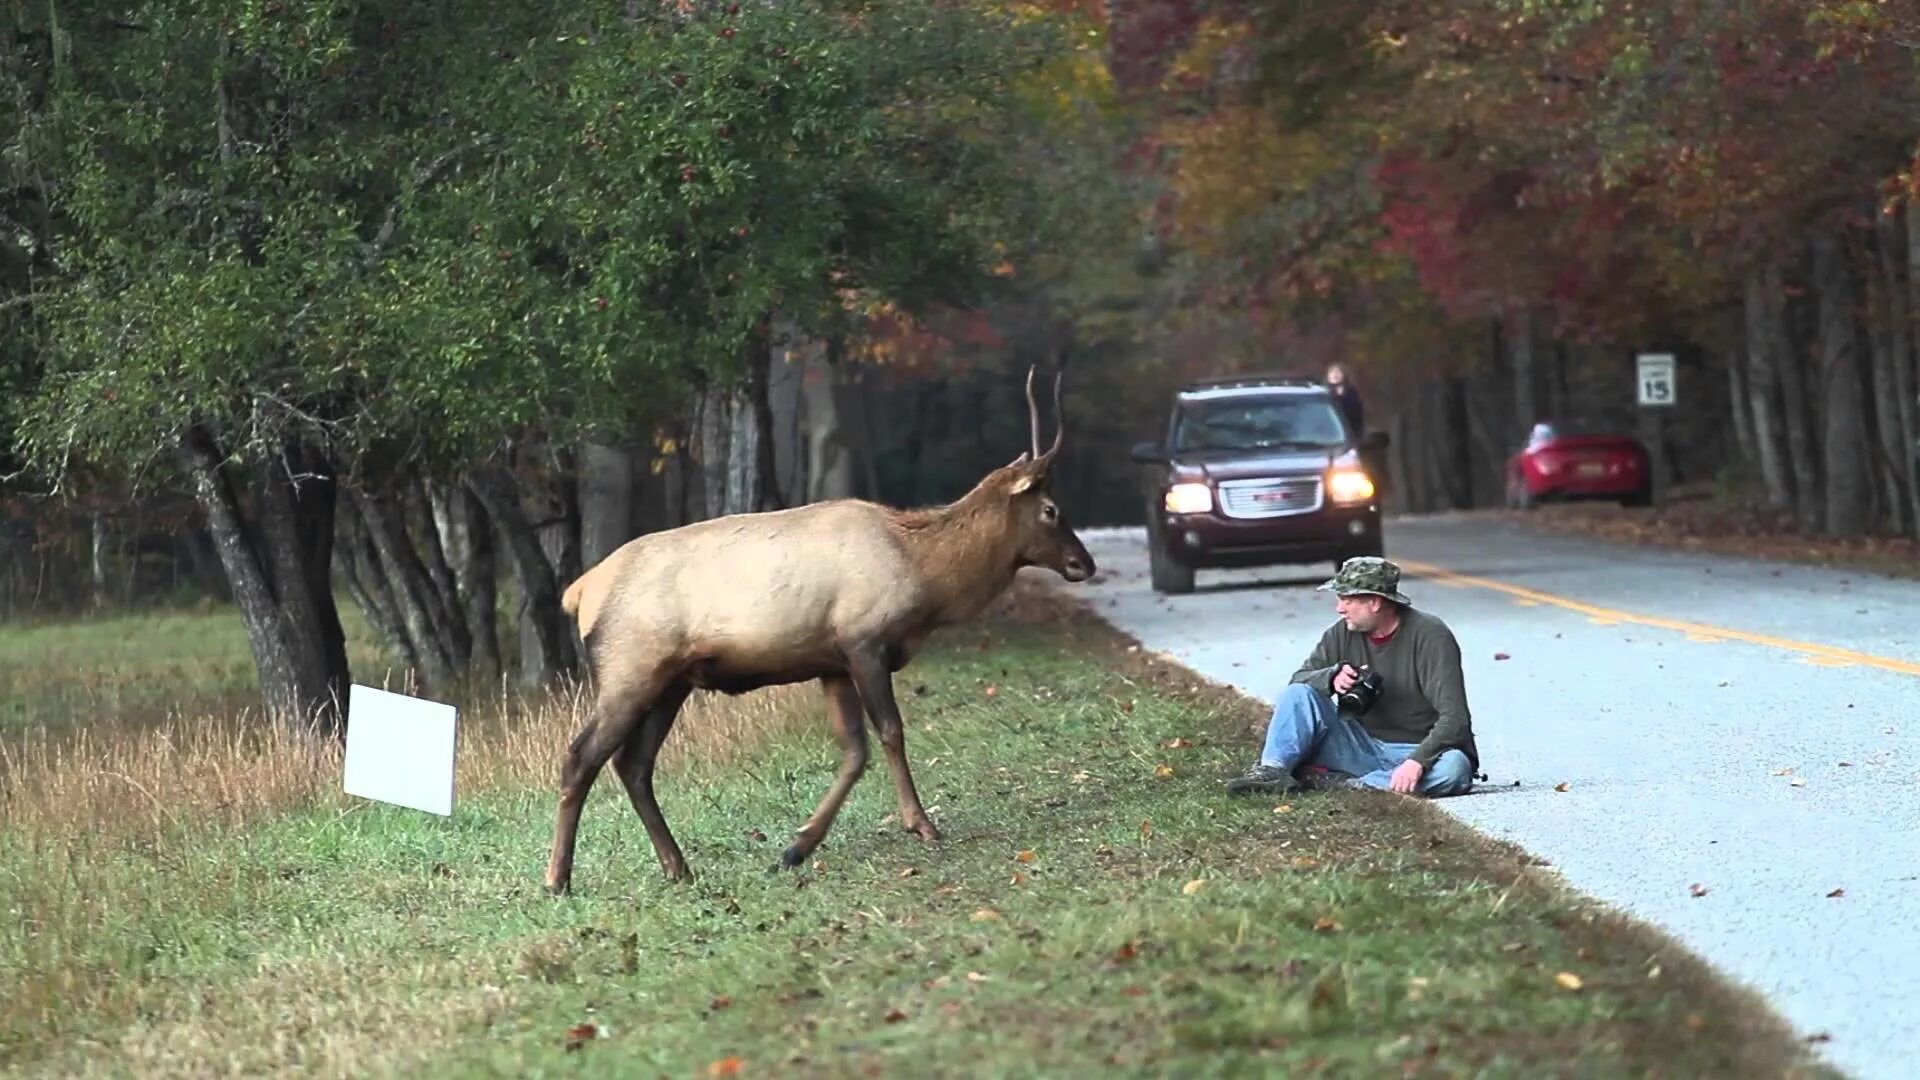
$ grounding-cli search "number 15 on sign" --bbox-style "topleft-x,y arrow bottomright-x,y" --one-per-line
1637,353 -> 1676,407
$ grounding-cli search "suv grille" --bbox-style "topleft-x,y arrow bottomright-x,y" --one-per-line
1218,477 -> 1322,519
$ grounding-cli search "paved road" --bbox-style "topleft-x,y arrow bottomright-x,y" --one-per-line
1063,513 -> 1920,1080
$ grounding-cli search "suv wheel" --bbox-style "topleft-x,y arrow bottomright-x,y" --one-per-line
1147,525 -> 1195,595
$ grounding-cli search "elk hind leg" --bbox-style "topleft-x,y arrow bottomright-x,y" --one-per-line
781,675 -> 869,869
544,664 -> 671,896
609,681 -> 694,882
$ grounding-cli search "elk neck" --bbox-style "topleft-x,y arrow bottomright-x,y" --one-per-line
891,485 -> 1024,624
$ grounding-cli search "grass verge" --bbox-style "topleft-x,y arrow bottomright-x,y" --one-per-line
0,584 -> 1837,1078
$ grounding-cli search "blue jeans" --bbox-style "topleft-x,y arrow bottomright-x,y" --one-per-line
1259,684 -> 1473,797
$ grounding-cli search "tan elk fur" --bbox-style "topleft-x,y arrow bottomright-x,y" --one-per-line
543,368 -> 1095,894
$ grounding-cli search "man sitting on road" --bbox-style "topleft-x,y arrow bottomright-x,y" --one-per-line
1224,556 -> 1479,798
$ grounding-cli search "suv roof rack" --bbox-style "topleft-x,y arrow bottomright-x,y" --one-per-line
1177,372 -> 1324,394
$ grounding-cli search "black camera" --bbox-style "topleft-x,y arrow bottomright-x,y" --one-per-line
1334,667 -> 1384,714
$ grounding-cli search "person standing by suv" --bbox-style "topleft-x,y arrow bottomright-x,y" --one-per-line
1223,556 -> 1479,798
1326,363 -> 1364,435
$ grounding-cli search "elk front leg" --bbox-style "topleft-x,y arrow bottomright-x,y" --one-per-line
781,675 -> 869,869
848,649 -> 939,844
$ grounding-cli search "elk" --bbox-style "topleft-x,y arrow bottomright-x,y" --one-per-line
544,366 -> 1096,894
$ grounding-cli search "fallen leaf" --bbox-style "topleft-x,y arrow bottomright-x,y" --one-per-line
1774,767 -> 1794,776
708,1058 -> 746,1078
1827,888 -> 1846,898
1685,1014 -> 1706,1031
1291,856 -> 1319,870
1014,850 -> 1037,864
746,828 -> 767,842
1119,700 -> 1135,713
710,996 -> 732,1011
884,1008 -> 908,1024
1182,878 -> 1207,895
897,867 -> 918,879
1008,872 -> 1027,886
965,971 -> 991,983
1805,1031 -> 1833,1044
1110,940 -> 1140,964
1501,942 -> 1528,953
1154,764 -> 1175,779
984,684 -> 998,698
1494,651 -> 1511,660
970,908 -> 1002,923
1838,761 -> 1853,767
1555,972 -> 1584,992
1162,737 -> 1194,749
1139,820 -> 1153,839
1689,883 -> 1709,898
1273,804 -> 1293,814
1790,777 -> 1807,787
1554,782 -> 1571,793
564,1022 -> 601,1051
1313,916 -> 1343,933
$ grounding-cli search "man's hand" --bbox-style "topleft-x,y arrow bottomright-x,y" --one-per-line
1332,664 -> 1361,694
1388,758 -> 1424,794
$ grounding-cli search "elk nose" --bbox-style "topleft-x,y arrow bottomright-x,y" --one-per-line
1063,555 -> 1092,581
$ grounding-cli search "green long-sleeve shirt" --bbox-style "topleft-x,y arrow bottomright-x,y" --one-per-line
1289,607 -> 1480,772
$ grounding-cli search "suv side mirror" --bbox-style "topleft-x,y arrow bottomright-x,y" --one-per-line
1361,430 -> 1390,451
1130,441 -> 1166,465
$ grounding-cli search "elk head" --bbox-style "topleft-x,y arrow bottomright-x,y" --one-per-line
995,367 -> 1095,583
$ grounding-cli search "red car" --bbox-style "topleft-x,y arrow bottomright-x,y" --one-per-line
1505,423 -> 1651,508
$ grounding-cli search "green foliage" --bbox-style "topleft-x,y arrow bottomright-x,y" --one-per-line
6,1 -> 1066,482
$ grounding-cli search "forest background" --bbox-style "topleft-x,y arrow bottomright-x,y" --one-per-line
4,0 -> 1918,730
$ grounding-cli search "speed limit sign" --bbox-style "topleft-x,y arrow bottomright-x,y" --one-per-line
1636,353 -> 1676,407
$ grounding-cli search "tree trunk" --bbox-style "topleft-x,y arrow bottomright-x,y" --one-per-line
412,477 -> 472,668
179,427 -> 349,737
1509,307 -> 1537,440
578,440 -> 636,569
470,463 -> 578,687
696,381 -> 731,520
803,333 -> 856,502
1813,228 -> 1873,536
1742,265 -> 1795,511
1867,222 -> 1910,532
89,512 -> 110,610
350,486 -> 465,695
1767,257 -> 1821,530
1726,345 -> 1757,481
429,480 -> 501,687
336,516 -> 424,680
1902,203 -> 1920,537
745,326 -> 781,512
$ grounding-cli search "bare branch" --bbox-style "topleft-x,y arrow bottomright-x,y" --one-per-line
362,136 -> 501,270
0,292 -> 54,315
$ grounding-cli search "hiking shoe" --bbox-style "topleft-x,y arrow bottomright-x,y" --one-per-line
1224,763 -> 1300,796
1294,766 -> 1365,792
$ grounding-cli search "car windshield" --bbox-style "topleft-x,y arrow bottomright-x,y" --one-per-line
1172,394 -> 1349,452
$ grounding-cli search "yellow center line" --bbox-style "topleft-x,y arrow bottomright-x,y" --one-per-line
1394,558 -> 1920,678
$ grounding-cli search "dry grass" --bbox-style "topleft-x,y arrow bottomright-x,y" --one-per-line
0,676 -> 826,847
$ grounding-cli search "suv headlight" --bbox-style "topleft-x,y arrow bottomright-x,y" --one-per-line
1326,452 -> 1376,504
1163,482 -> 1212,514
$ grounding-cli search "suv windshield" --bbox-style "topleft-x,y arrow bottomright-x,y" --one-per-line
1172,394 -> 1349,452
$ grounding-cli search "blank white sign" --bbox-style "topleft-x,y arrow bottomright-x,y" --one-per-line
342,684 -> 458,816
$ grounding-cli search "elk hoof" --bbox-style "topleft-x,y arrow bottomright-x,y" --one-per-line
779,843 -> 811,869
906,819 -> 941,844
545,878 -> 573,898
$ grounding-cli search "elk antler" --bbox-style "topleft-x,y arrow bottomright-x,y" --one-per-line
1024,365 -> 1066,463
1025,365 -> 1042,460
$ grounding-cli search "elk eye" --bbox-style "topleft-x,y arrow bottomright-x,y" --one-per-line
1041,501 -> 1058,522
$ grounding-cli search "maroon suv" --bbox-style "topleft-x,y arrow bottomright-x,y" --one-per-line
1130,374 -> 1389,594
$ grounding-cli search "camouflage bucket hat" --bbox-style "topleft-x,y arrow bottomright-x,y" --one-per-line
1318,556 -> 1413,606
